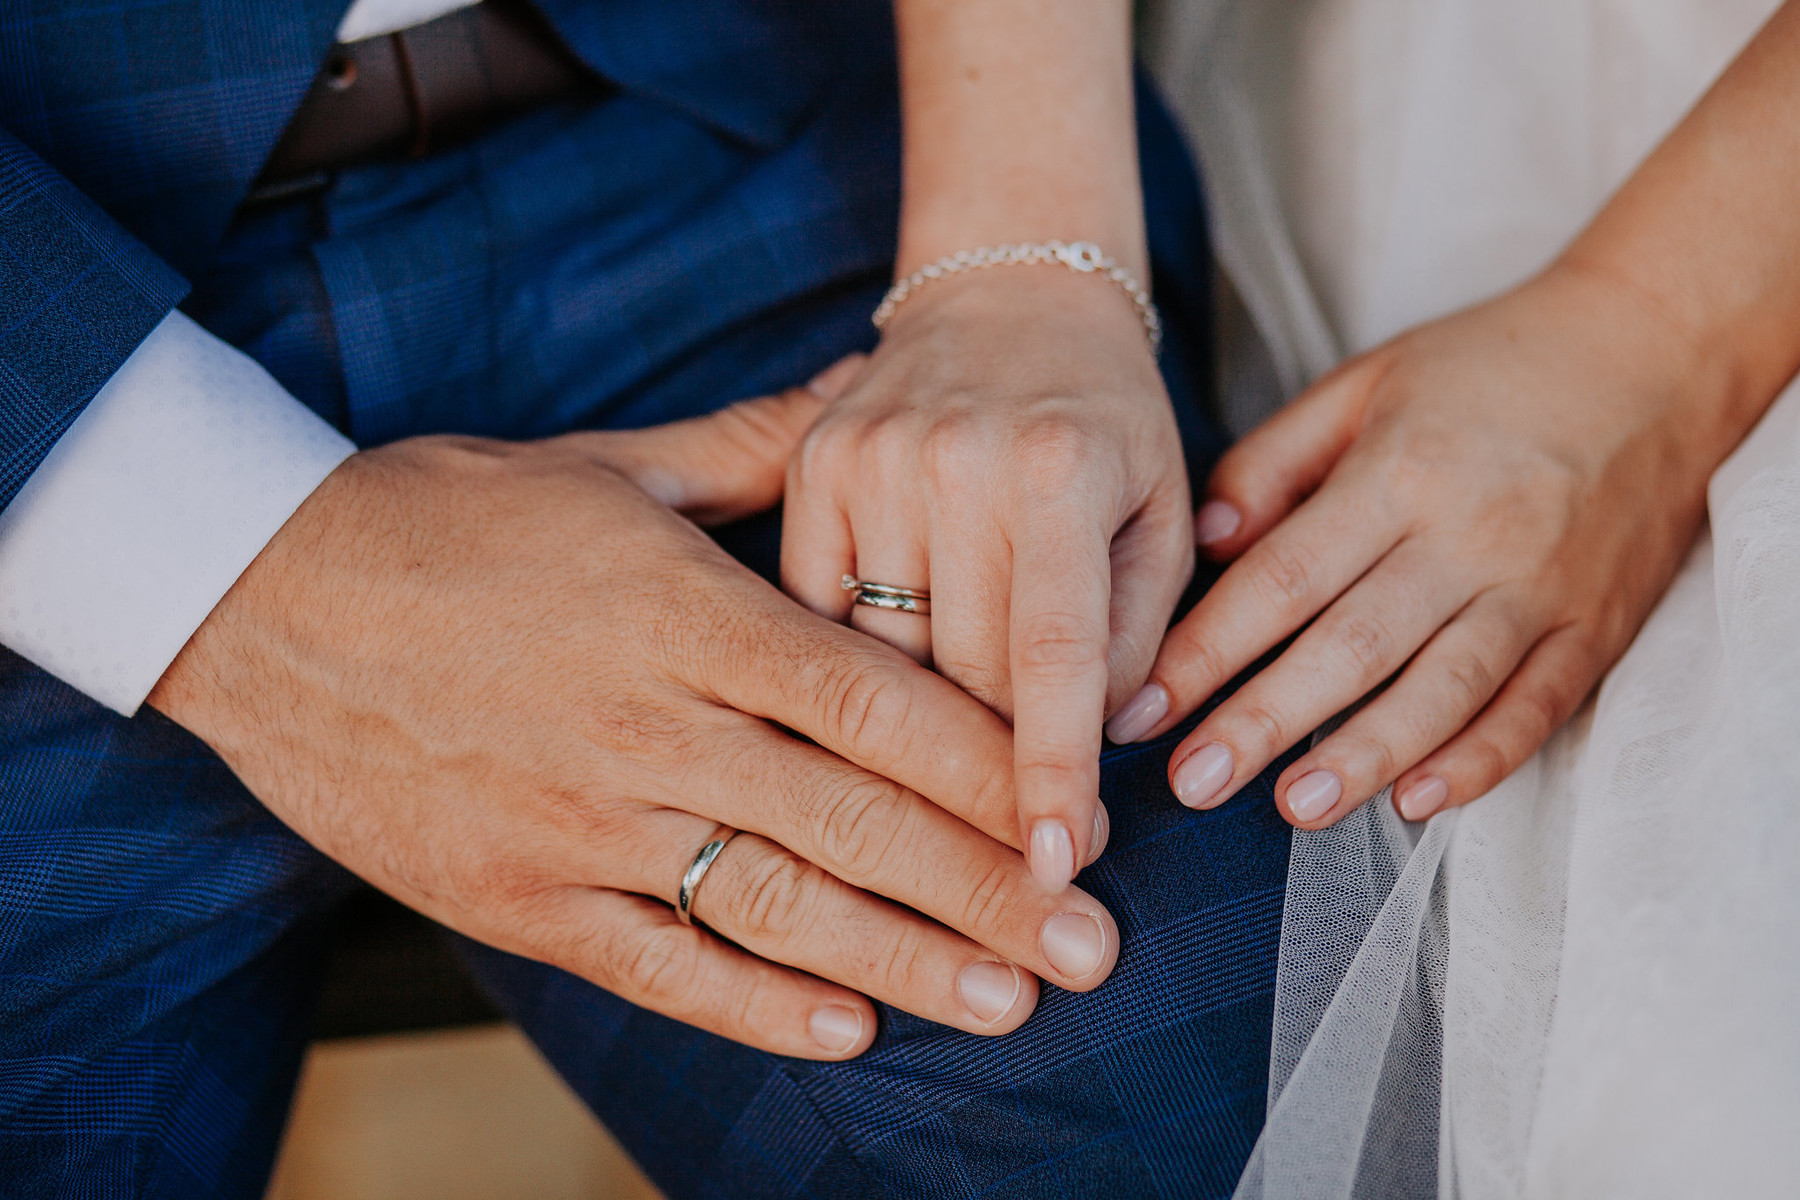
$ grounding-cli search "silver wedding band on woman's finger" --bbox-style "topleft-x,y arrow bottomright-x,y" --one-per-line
841,575 -> 931,615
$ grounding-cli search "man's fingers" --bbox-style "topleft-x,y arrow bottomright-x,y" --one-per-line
1391,625 -> 1601,821
1009,502 -> 1113,892
661,725 -> 1119,994
1195,355 -> 1380,560
1268,592 -> 1540,827
588,354 -> 866,526
702,603 -> 1021,846
678,832 -> 1041,1035
546,886 -> 877,1060
1132,472 -> 1402,743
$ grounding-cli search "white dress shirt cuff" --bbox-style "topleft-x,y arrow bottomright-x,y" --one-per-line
0,311 -> 356,716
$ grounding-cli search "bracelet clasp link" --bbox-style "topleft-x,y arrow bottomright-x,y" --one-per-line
1056,241 -> 1105,273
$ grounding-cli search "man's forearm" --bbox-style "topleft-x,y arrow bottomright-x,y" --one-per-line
893,0 -> 1145,277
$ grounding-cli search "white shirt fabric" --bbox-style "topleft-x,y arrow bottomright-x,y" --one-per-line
0,0 -> 480,716
336,0 -> 480,42
0,313 -> 355,714
1149,0 -> 1800,1195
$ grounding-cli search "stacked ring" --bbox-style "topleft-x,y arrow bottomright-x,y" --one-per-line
841,575 -> 931,615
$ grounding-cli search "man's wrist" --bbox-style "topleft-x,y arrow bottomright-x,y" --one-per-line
0,312 -> 355,715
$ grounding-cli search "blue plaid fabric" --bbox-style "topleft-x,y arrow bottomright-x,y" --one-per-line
463,707 -> 1293,1200
0,131 -> 187,511
0,2 -> 1278,1195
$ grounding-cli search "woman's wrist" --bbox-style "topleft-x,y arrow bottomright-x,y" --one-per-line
876,254 -> 1162,375
895,218 -> 1148,283
1528,256 -> 1768,471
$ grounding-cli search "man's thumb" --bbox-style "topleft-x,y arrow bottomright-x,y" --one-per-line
602,354 -> 865,525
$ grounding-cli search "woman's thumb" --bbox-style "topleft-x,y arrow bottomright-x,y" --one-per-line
603,354 -> 866,525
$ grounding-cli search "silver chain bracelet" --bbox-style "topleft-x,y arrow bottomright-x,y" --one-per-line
871,240 -> 1162,355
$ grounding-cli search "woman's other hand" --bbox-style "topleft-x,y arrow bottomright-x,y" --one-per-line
1111,263 -> 1747,827
781,264 -> 1192,891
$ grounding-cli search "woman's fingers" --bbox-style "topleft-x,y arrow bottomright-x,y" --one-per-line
1163,540 -> 1469,810
1195,356 -> 1380,560
544,886 -> 878,1061
1009,499 -> 1114,891
1391,624 -> 1601,820
703,603 -> 1021,845
1267,591 -> 1542,826
846,516 -> 934,665
1124,471 -> 1402,744
927,520 -> 1015,716
1103,492 -> 1196,714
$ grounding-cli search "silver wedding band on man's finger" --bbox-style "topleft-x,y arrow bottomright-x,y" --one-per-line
676,826 -> 740,926
842,575 -> 931,616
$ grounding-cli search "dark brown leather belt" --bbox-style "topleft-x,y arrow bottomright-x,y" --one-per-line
250,0 -> 612,203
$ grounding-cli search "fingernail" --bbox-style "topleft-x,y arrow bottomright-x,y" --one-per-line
809,1005 -> 865,1054
1172,743 -> 1234,808
1040,913 -> 1107,982
1105,683 -> 1169,744
958,961 -> 1022,1025
1397,775 -> 1449,822
806,354 -> 866,400
1196,500 -> 1242,545
632,466 -> 687,509
1287,770 -> 1343,822
1029,820 -> 1076,892
1088,802 -> 1110,865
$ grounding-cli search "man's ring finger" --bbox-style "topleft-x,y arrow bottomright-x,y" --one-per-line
676,827 -> 740,926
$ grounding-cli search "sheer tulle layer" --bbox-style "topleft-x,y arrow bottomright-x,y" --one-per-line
1146,0 -> 1800,1193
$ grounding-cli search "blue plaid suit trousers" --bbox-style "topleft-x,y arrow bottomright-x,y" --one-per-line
0,2 -> 1291,1195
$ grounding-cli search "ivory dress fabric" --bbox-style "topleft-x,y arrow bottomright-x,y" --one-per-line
1146,1 -> 1800,1194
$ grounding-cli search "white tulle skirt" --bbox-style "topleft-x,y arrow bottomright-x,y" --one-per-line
1145,1 -> 1800,1194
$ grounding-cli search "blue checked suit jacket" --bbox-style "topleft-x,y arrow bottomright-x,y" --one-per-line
0,7 -> 1275,1195
0,0 -> 857,511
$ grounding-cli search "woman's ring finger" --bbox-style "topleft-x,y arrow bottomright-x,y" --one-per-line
842,575 -> 931,615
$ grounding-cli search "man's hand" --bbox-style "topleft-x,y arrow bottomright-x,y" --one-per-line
148,367 -> 1118,1060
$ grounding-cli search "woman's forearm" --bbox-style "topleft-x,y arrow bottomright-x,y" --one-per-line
893,0 -> 1146,278
1557,0 -> 1800,449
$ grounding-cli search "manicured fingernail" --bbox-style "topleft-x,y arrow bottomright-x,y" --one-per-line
1088,802 -> 1110,865
958,961 -> 1022,1025
809,1005 -> 865,1054
1029,819 -> 1076,892
1287,770 -> 1343,822
1172,743 -> 1234,808
633,466 -> 687,509
1105,683 -> 1169,744
806,353 -> 866,400
1040,913 -> 1107,982
1196,500 -> 1242,545
1397,775 -> 1449,822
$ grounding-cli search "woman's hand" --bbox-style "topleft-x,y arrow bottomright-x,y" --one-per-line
1108,263 -> 1747,827
781,265 -> 1193,890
